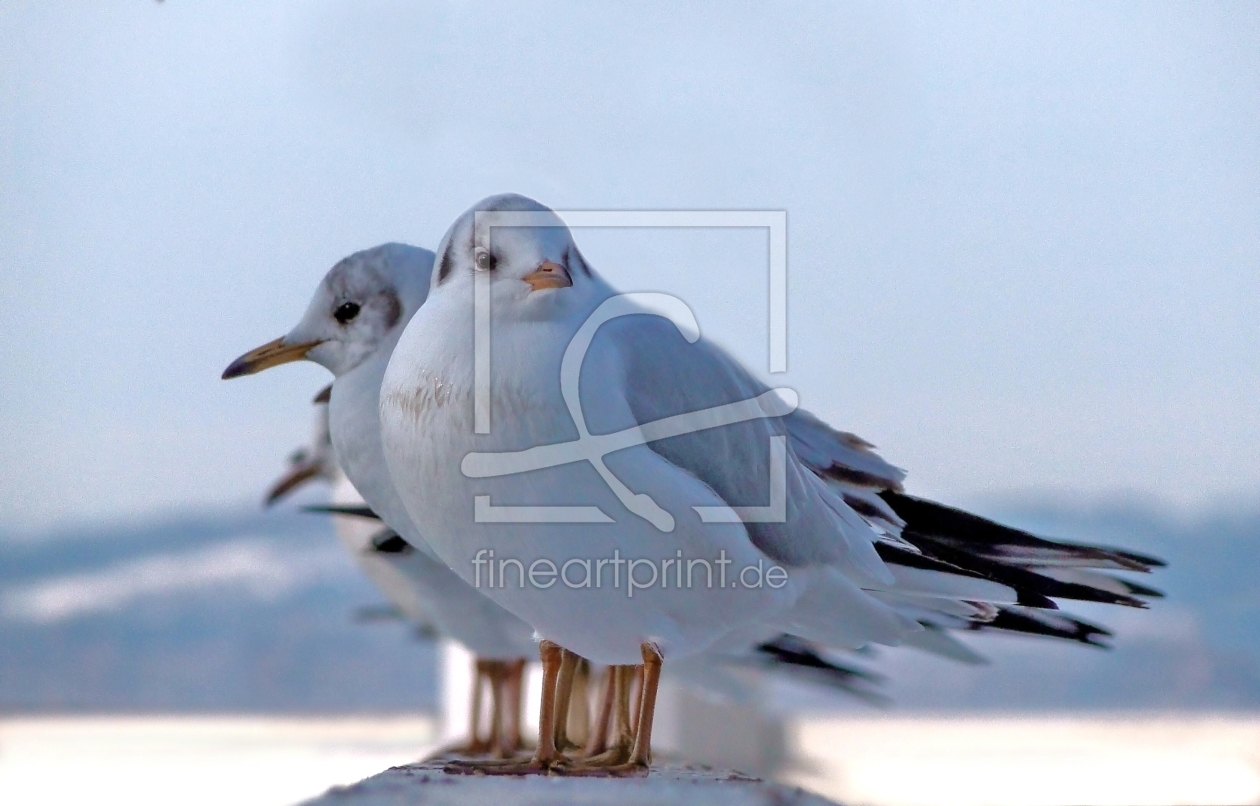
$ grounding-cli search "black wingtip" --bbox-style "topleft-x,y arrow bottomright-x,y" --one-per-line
302,504 -> 382,520
1123,580 -> 1165,598
754,635 -> 887,705
880,491 -> 1165,573
369,531 -> 415,555
977,607 -> 1115,648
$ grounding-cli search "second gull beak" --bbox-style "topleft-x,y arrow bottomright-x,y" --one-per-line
222,337 -> 322,379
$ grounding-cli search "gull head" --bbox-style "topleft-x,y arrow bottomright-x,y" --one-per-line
264,403 -> 334,506
222,243 -> 434,380
430,193 -> 599,321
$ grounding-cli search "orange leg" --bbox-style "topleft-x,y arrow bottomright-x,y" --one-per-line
501,658 -> 527,755
571,664 -> 636,769
567,658 -> 591,750
561,645 -> 660,777
485,661 -> 506,758
445,641 -> 567,775
583,665 -> 615,758
551,648 -> 580,753
629,665 -> 644,736
627,643 -> 663,769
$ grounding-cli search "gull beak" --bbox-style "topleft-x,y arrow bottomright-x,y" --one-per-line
264,462 -> 323,506
222,337 -> 322,379
521,260 -> 572,291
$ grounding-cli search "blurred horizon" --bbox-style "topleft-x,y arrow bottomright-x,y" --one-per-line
3,493 -> 1257,715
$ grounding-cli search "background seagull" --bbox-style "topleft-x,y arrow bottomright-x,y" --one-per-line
266,393 -> 536,755
224,244 -> 538,758
263,392 -> 446,639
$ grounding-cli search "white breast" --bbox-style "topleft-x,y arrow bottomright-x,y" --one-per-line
380,306 -> 800,665
329,342 -> 536,660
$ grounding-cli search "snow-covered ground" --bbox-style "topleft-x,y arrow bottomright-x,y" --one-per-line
2,714 -> 1257,806
784,714 -> 1260,806
0,716 -> 439,806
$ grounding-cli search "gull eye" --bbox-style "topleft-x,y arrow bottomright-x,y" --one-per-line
334,301 -> 361,324
474,249 -> 497,271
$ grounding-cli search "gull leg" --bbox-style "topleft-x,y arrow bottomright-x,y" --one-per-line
485,661 -> 506,758
568,658 -> 591,750
503,658 -> 527,755
629,664 -> 644,736
626,643 -> 663,769
561,646 -> 660,777
567,664 -> 635,770
431,657 -> 489,758
583,665 -> 615,758
445,641 -> 566,775
467,659 -> 488,753
551,649 -> 580,753
603,666 -> 636,763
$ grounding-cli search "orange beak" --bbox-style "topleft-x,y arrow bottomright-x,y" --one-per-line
521,260 -> 572,291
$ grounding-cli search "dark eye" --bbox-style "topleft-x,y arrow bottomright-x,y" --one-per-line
474,249 -> 497,271
334,301 -> 361,324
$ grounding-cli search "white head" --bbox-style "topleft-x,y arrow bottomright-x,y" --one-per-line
428,193 -> 601,324
223,243 -> 435,380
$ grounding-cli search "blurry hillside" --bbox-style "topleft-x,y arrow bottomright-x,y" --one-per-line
0,510 -> 436,713
1,500 -> 1256,714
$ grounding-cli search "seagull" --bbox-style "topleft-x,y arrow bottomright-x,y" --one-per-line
266,389 -> 447,634
266,394 -> 533,753
377,194 -> 1162,775
224,244 -> 539,758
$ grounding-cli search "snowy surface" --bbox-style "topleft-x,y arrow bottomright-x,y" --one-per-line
4,714 -> 1260,806
0,716 -> 439,806
302,760 -> 834,806
784,714 -> 1260,806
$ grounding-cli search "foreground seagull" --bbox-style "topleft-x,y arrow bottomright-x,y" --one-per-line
377,194 -> 1162,774
224,244 -> 538,757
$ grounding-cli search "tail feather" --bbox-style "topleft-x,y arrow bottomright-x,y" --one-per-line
1033,567 -> 1165,599
972,606 -> 1113,647
753,635 -> 888,704
906,531 -> 1150,608
880,492 -> 1165,572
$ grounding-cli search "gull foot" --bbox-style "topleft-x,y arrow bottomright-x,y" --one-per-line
442,755 -> 568,776
577,744 -> 632,767
426,739 -> 491,761
549,760 -> 650,778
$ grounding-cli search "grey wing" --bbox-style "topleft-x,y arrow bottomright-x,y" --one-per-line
585,313 -> 891,584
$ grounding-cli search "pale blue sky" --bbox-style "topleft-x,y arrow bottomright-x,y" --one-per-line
2,2 -> 1257,532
